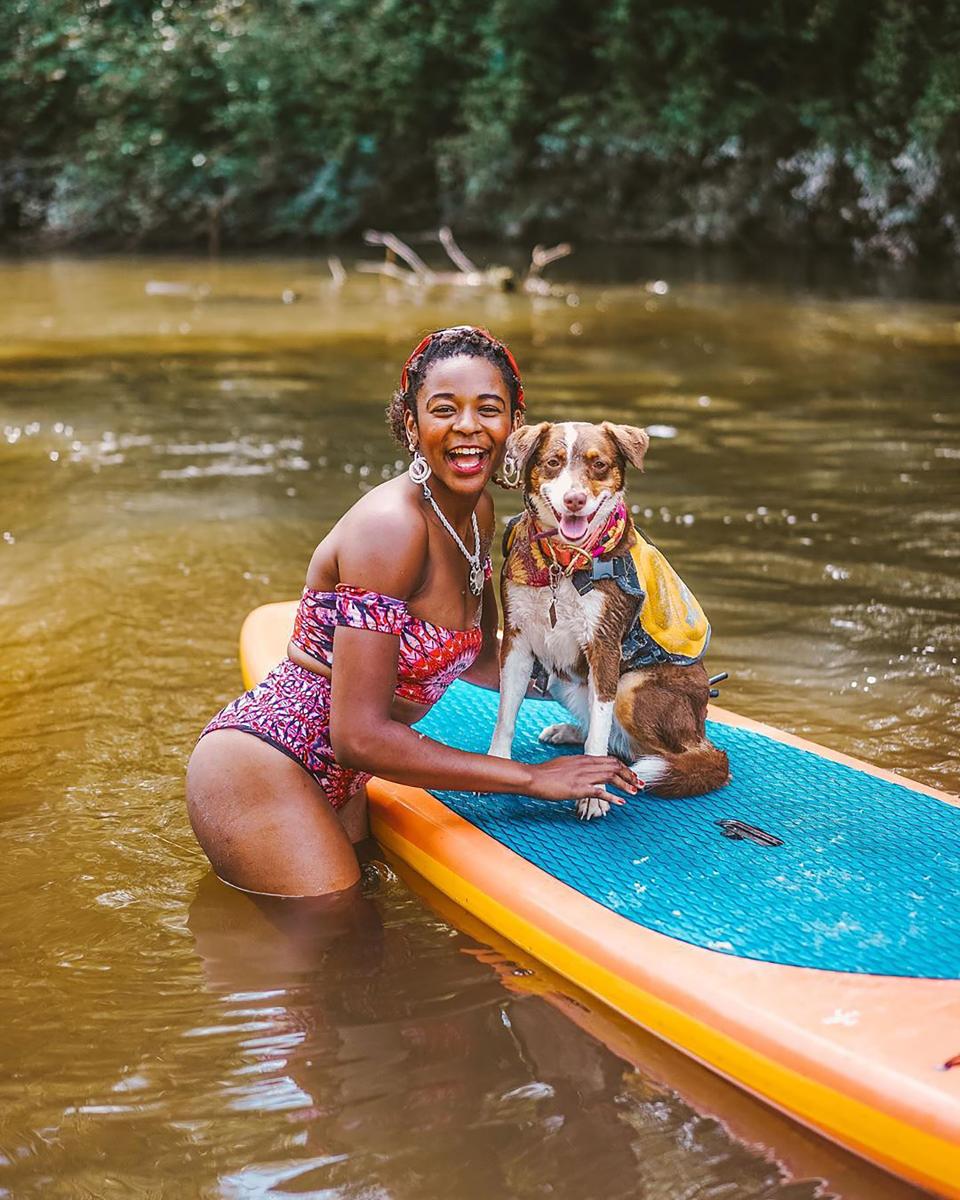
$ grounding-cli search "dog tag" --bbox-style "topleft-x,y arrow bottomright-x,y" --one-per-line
548,563 -> 563,627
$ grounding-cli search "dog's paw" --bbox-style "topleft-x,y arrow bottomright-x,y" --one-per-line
538,722 -> 585,746
576,795 -> 610,821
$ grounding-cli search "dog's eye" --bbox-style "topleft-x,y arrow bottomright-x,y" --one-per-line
593,460 -> 609,473
544,456 -> 563,469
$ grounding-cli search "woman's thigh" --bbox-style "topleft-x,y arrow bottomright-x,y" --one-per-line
186,730 -> 361,897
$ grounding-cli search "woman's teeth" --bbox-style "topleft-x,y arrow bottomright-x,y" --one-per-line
447,448 -> 488,474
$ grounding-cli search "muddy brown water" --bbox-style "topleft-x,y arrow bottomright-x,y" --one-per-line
1,255 -> 957,1199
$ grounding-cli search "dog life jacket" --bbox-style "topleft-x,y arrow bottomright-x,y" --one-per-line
503,513 -> 710,670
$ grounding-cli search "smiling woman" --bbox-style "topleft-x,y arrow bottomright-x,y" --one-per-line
185,326 -> 641,898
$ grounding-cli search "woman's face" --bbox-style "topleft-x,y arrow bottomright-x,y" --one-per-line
404,354 -> 516,497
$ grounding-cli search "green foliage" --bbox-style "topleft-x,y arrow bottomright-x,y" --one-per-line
1,0 -> 958,256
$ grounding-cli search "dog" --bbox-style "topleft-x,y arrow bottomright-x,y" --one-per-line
489,420 -> 730,819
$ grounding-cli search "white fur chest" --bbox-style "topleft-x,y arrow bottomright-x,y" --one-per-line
503,578 -> 604,671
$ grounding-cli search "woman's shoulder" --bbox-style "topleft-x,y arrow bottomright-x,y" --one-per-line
346,476 -> 426,530
310,478 -> 429,597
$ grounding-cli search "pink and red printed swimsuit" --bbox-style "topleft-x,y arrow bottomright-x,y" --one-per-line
200,582 -> 486,808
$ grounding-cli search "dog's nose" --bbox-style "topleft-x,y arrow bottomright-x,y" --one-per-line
563,489 -> 589,512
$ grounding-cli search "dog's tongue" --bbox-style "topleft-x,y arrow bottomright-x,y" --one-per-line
559,513 -> 589,542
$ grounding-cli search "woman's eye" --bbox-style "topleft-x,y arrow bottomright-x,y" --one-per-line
481,406 -> 502,417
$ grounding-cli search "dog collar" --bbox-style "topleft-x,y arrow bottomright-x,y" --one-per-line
504,498 -> 630,587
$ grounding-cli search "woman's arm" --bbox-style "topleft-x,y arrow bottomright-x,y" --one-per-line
329,622 -> 637,802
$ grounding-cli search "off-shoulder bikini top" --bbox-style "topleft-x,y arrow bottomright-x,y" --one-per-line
291,583 -> 486,706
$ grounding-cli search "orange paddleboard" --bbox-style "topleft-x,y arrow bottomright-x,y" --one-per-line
240,600 -> 960,1199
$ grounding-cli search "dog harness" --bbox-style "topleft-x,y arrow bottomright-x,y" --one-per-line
503,510 -> 710,669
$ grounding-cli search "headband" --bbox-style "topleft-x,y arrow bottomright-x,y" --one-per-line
399,325 -> 524,410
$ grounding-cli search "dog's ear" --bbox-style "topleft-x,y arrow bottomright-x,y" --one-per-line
505,422 -> 551,473
601,422 -> 649,471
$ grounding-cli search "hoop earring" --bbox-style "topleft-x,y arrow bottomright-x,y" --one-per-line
498,452 -> 523,489
408,448 -> 432,488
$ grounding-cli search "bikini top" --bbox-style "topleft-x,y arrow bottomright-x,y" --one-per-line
291,581 -> 487,706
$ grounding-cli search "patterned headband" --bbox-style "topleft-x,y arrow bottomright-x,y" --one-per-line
399,325 -> 524,409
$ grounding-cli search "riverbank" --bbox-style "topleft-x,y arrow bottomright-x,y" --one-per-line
4,3 -> 960,263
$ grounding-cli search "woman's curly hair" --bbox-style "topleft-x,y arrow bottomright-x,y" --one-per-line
387,326 -> 524,448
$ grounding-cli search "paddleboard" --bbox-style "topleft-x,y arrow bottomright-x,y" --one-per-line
392,859 -> 936,1200
239,601 -> 960,1198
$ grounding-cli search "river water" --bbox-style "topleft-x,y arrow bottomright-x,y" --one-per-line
1,254 -> 957,1199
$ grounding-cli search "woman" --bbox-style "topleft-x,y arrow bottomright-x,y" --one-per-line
187,326 -> 639,897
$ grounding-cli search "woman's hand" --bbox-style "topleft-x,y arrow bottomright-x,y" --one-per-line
527,755 -> 641,804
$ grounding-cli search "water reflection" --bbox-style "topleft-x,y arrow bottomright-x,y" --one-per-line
187,867 -> 645,1198
186,868 -> 820,1200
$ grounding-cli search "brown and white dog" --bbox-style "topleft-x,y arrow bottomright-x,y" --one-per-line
489,420 -> 730,818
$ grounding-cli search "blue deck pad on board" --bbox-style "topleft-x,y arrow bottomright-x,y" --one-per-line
413,680 -> 960,980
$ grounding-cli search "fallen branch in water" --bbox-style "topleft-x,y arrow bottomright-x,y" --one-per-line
362,229 -> 436,282
358,227 -> 572,294
327,255 -> 347,288
356,258 -> 423,286
523,242 -> 572,295
142,232 -> 576,308
144,279 -> 211,300
438,225 -> 478,274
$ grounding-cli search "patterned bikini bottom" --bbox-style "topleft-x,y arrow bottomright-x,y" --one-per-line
199,658 -> 367,810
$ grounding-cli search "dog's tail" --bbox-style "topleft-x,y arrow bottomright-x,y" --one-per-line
632,742 -> 730,799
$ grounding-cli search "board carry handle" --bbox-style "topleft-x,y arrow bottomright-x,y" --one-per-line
709,670 -> 728,699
